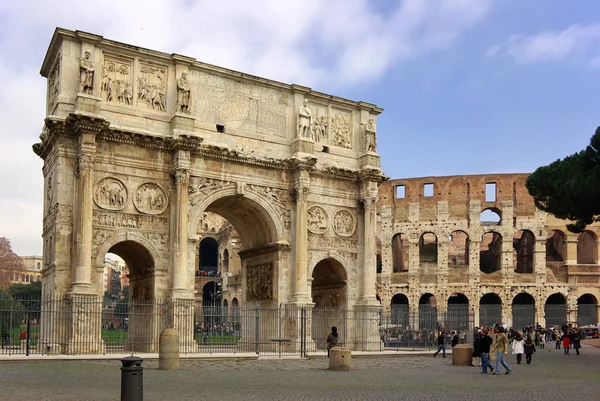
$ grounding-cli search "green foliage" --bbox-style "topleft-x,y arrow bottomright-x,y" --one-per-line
9,281 -> 42,300
0,289 -> 27,334
526,127 -> 600,233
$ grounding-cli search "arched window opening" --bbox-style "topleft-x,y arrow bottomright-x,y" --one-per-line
479,293 -> 502,327
199,237 -> 219,276
419,233 -> 438,264
577,231 -> 597,264
222,249 -> 230,273
391,233 -> 409,272
447,293 -> 469,331
513,230 -> 535,273
480,232 -> 502,273
577,294 -> 598,327
545,293 -> 567,327
448,231 -> 469,267
376,254 -> 382,274
546,230 -> 566,262
512,293 -> 535,330
480,208 -> 501,225
418,294 -> 437,331
390,293 -> 409,327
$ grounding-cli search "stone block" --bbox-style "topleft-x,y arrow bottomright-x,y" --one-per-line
451,344 -> 473,366
328,347 -> 351,371
159,328 -> 180,370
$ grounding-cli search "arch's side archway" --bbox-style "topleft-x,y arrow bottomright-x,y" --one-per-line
311,258 -> 348,351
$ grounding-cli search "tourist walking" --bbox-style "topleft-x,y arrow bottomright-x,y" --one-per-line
523,334 -> 536,364
433,331 -> 446,358
492,326 -> 512,375
554,330 -> 561,349
562,333 -> 570,355
512,332 -> 524,364
479,328 -> 495,374
472,329 -> 482,367
326,326 -> 338,357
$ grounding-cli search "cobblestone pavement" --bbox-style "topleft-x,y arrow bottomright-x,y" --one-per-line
1,344 -> 599,401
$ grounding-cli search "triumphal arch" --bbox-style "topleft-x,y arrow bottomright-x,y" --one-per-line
33,29 -> 385,353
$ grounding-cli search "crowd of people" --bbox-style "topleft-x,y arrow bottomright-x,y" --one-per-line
381,326 -> 469,348
450,322 -> 588,375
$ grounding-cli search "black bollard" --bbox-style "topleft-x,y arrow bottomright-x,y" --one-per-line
121,356 -> 143,401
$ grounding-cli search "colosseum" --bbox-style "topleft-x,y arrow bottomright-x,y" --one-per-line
374,173 -> 600,330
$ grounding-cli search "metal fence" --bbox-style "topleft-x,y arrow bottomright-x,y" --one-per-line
0,295 -> 476,356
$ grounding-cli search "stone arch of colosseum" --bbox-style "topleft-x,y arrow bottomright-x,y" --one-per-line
33,29 -> 386,353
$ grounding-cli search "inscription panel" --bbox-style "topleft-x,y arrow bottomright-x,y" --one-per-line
187,70 -> 290,136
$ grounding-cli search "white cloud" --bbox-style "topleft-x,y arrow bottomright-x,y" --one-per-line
488,23 -> 600,65
0,0 -> 493,255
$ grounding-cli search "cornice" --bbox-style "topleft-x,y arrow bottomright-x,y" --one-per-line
238,242 -> 291,259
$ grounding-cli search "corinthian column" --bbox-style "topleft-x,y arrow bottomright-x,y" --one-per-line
360,196 -> 378,304
69,115 -> 107,294
170,151 -> 191,298
291,173 -> 310,303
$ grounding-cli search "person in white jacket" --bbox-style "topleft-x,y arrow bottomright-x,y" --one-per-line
512,332 -> 525,364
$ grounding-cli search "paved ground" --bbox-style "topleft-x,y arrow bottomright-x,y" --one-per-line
1,344 -> 599,400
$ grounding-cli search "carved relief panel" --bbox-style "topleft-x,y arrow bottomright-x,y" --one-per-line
248,184 -> 291,231
47,57 -> 60,111
93,177 -> 127,211
101,55 -> 133,105
246,262 -> 273,302
310,103 -> 328,143
134,183 -> 168,215
138,63 -> 167,112
307,206 -> 328,234
330,109 -> 353,149
333,209 -> 356,237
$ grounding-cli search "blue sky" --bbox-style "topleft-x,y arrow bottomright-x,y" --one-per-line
0,0 -> 599,255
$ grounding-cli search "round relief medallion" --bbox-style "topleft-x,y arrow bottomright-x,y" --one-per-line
307,206 -> 329,234
93,177 -> 127,211
332,209 -> 356,237
134,182 -> 168,215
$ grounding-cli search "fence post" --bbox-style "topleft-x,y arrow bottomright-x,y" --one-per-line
255,307 -> 260,355
26,317 -> 30,356
9,299 -> 13,356
300,306 -> 306,358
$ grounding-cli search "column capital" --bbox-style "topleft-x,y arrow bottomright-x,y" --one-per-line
172,168 -> 190,185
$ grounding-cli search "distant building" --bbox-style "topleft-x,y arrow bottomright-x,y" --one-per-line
104,258 -> 125,296
12,256 -> 43,285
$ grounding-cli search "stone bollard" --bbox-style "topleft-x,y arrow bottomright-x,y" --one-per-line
159,328 -> 179,370
452,344 -> 474,366
328,347 -> 352,371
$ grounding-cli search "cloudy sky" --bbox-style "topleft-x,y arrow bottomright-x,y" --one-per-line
1,0 -> 599,256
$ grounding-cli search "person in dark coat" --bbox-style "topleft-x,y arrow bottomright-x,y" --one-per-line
572,330 -> 582,355
451,331 -> 459,347
523,334 -> 536,364
479,328 -> 495,373
472,329 -> 482,367
433,331 -> 446,358
326,326 -> 339,357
